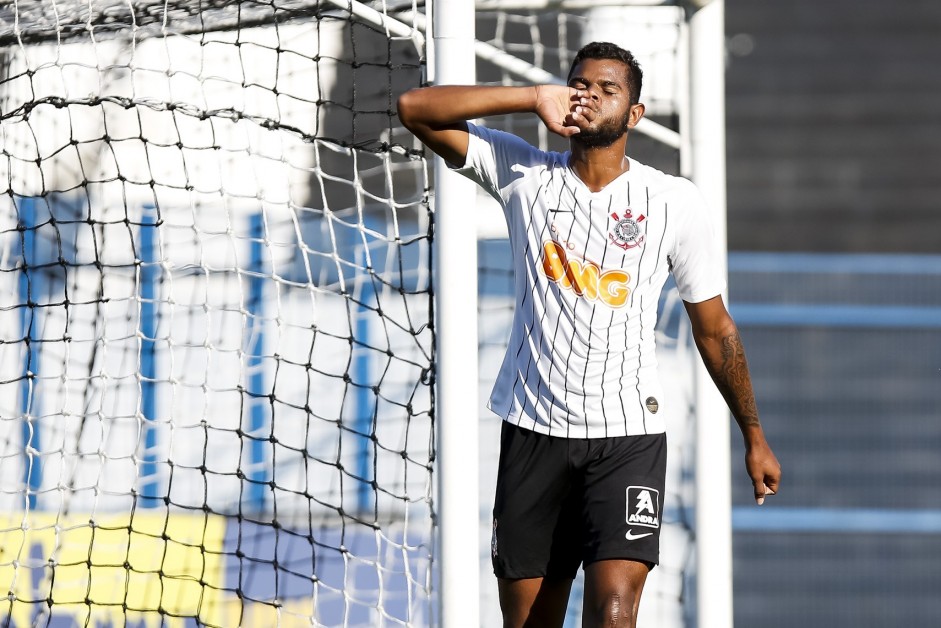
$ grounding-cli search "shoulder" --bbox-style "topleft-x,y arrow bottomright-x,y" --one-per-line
630,159 -> 705,209
467,122 -> 527,151
468,123 -> 566,168
630,159 -> 697,195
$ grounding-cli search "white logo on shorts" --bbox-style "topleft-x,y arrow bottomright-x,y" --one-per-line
626,486 -> 661,529
625,529 -> 654,541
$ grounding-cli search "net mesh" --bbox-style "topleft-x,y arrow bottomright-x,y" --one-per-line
1,1 -> 433,625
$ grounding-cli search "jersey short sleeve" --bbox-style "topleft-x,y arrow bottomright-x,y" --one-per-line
668,180 -> 727,303
449,122 -> 546,204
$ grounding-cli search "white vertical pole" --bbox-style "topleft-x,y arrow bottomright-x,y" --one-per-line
689,1 -> 734,627
432,0 -> 480,626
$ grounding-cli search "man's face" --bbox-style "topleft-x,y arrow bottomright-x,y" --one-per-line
567,58 -> 637,148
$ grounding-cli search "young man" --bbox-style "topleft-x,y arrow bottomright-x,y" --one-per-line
398,42 -> 781,627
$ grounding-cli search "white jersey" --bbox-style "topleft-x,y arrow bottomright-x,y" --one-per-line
455,123 -> 726,438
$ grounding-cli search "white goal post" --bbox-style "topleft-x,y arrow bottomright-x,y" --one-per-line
430,1 -> 482,627
687,6 -> 734,627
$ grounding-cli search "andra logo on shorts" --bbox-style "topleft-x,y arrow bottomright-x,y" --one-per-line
626,486 -> 661,531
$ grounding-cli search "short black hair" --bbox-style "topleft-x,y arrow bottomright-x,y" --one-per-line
567,42 -> 643,105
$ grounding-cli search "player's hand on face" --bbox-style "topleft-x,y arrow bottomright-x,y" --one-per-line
534,85 -> 597,138
570,89 -> 599,129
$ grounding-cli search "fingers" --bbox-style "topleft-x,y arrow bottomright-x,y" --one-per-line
571,106 -> 596,124
754,481 -> 777,506
755,485 -> 768,506
572,95 -> 599,122
566,105 -> 595,136
547,115 -> 579,137
746,447 -> 781,506
765,475 -> 780,495
566,90 -> 598,127
543,88 -> 598,137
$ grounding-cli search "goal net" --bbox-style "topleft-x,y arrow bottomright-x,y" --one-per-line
1,1 -> 433,625
1,0 -> 707,626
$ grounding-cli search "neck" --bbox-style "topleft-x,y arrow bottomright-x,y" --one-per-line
568,138 -> 630,192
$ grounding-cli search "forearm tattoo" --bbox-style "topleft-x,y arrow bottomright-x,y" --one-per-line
712,330 -> 760,428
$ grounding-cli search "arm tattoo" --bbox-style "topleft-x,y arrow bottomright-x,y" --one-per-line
712,330 -> 760,428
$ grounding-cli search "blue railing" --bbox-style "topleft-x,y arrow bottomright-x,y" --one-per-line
728,252 -> 941,536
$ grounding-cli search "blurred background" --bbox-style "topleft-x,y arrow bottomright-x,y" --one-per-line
725,1 -> 941,625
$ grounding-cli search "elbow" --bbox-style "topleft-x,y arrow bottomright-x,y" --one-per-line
693,313 -> 738,347
397,88 -> 421,130
684,295 -> 738,344
708,318 -> 739,345
715,315 -> 739,339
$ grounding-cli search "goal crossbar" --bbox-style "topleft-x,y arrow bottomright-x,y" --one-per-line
337,0 -> 682,148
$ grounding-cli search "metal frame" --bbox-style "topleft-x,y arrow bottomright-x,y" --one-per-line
431,2 -> 481,627
689,2 -> 733,626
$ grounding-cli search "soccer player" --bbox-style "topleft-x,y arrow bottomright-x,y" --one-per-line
397,41 -> 781,628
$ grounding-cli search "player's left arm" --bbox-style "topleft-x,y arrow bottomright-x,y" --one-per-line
684,295 -> 782,505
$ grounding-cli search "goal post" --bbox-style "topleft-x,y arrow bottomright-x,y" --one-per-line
689,3 -> 734,627
430,1 -> 481,627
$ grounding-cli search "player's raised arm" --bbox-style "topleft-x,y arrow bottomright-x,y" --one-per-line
397,84 -> 594,167
683,295 -> 782,505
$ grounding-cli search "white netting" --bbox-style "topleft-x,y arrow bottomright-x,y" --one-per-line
1,2 -> 433,625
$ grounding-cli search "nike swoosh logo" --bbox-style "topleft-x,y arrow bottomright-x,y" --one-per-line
625,529 -> 654,541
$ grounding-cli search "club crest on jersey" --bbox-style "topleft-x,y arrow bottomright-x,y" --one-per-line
626,486 -> 661,529
609,210 -> 646,250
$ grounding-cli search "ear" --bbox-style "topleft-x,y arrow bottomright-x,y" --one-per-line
627,102 -> 646,129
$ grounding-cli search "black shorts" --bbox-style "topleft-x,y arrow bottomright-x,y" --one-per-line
491,421 -> 667,580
